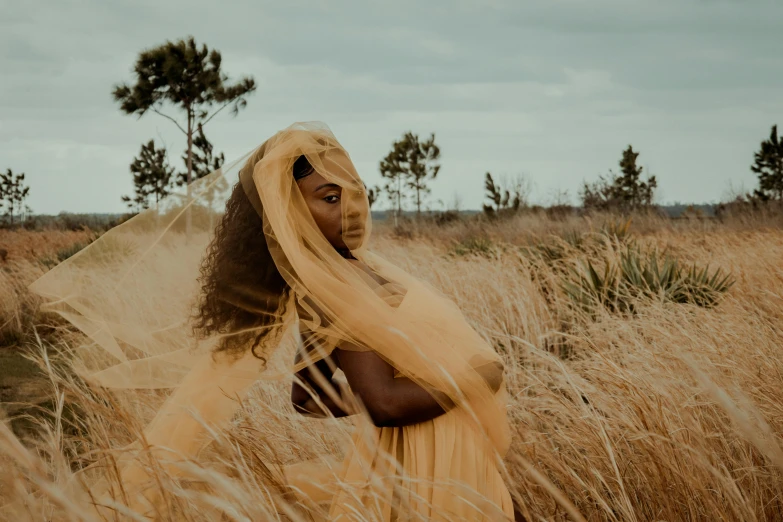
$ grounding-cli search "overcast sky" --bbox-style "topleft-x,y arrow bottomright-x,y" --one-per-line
2,0 -> 782,214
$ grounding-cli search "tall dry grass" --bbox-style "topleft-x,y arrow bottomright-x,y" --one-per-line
0,228 -> 95,263
1,216 -> 782,521
0,229 -> 95,345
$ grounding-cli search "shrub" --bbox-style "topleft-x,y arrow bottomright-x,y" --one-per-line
39,238 -> 96,269
391,222 -> 415,240
431,210 -> 461,227
599,217 -> 632,241
562,243 -> 734,315
522,234 -> 582,264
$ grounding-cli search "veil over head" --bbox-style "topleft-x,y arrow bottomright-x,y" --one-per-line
28,122 -> 510,508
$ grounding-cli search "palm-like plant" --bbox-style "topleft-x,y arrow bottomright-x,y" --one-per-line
562,243 -> 734,315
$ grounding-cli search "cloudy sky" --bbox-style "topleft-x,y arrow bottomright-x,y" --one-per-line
2,0 -> 781,214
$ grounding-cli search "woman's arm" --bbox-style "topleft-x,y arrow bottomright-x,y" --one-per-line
335,259 -> 451,427
336,347 -> 506,428
292,259 -> 504,426
334,348 -> 455,428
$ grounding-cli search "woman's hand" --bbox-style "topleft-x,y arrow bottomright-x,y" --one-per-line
291,354 -> 355,418
291,325 -> 355,418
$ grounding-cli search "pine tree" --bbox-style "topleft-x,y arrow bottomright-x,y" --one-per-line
483,172 -> 508,216
581,145 -> 657,211
405,133 -> 441,215
379,138 -> 408,223
615,146 -> 656,208
113,37 -> 255,232
122,140 -> 175,212
482,172 -> 526,217
380,132 -> 441,222
0,169 -> 31,225
751,125 -> 783,201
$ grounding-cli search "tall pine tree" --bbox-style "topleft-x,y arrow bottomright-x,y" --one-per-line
379,132 -> 441,222
751,124 -> 783,201
614,145 -> 656,208
113,37 -> 255,232
379,142 -> 407,223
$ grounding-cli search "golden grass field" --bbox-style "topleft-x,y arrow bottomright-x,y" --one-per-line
0,214 -> 782,521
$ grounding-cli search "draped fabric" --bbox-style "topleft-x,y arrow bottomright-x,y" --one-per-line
28,122 -> 514,520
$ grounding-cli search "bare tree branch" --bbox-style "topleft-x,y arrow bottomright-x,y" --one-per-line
201,101 -> 232,128
152,108 -> 188,135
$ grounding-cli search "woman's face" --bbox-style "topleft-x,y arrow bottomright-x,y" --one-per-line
296,158 -> 367,252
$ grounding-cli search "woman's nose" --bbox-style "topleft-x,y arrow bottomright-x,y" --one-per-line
344,193 -> 366,218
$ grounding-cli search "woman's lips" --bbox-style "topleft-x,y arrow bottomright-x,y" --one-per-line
343,227 -> 364,236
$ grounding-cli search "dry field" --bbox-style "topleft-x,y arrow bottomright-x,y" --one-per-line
0,214 -> 782,521
0,228 -> 95,419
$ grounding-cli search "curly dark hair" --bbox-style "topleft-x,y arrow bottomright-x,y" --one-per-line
192,151 -> 314,360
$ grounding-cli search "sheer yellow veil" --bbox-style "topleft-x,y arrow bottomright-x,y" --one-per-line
27,121 -> 511,514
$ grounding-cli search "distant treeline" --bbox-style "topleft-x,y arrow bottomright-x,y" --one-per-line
9,213 -> 127,232
372,204 -> 718,221
7,205 -> 720,233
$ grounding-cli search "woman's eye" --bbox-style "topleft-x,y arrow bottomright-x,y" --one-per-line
324,195 -> 340,203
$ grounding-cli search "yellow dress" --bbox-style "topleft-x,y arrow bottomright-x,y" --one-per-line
287,286 -> 514,521
287,408 -> 514,521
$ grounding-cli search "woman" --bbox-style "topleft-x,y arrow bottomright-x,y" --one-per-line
31,123 -> 514,521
